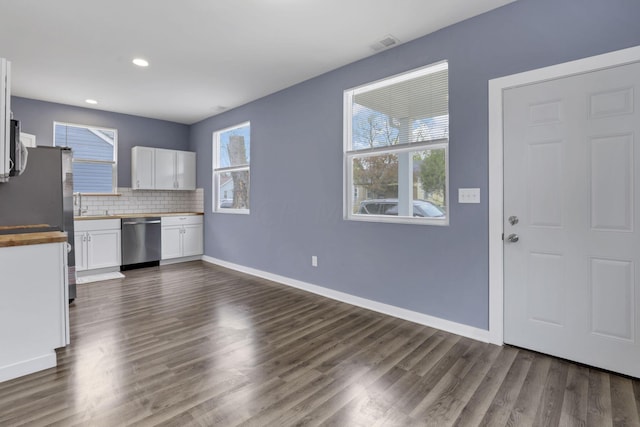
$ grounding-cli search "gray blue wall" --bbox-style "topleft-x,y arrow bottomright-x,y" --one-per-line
189,0 -> 640,330
11,97 -> 189,188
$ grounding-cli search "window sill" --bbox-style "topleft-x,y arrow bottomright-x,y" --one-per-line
74,193 -> 122,197
213,209 -> 250,215
346,214 -> 448,226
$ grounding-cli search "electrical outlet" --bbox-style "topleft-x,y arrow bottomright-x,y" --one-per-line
458,188 -> 480,204
311,256 -> 318,267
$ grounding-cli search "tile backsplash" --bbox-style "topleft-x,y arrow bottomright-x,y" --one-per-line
77,188 -> 204,216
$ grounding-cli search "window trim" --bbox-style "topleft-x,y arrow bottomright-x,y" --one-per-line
343,62 -> 449,226
212,121 -> 251,214
53,121 -> 118,194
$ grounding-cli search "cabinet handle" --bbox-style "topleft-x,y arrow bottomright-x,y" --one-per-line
87,234 -> 91,242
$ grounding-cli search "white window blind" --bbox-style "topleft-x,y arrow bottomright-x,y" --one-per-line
350,61 -> 448,152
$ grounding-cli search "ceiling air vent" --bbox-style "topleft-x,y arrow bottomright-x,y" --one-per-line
370,34 -> 401,52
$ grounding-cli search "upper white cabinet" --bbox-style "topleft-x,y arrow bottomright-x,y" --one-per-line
154,148 -> 176,190
176,150 -> 196,190
131,146 -> 155,190
0,58 -> 11,183
132,146 -> 196,191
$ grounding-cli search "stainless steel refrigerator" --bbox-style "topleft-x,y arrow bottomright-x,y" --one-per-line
0,146 -> 77,301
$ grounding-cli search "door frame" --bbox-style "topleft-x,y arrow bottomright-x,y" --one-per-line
488,45 -> 640,345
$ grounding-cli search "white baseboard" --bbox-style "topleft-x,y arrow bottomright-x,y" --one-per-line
0,352 -> 57,384
160,255 -> 203,265
202,256 -> 494,344
77,266 -> 121,277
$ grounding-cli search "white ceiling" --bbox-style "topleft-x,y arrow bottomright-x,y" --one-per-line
0,0 -> 514,124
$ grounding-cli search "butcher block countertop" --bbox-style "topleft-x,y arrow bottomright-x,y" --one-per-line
74,212 -> 204,221
0,224 -> 50,231
0,231 -> 67,248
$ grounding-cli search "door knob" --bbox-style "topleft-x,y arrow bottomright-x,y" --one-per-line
508,215 -> 519,226
507,233 -> 519,243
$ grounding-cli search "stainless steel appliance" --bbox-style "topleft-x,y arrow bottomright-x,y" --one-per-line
9,119 -> 27,176
121,217 -> 161,268
0,146 -> 77,301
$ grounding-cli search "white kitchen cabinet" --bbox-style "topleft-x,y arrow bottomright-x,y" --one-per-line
74,231 -> 87,271
161,225 -> 183,259
155,148 -> 196,190
0,239 -> 68,382
0,58 -> 11,182
176,150 -> 196,190
161,215 -> 203,260
182,223 -> 203,256
132,146 -> 196,191
75,219 -> 121,272
131,146 -> 155,189
154,148 -> 176,190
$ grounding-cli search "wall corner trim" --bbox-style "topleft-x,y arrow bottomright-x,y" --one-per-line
202,255 -> 496,344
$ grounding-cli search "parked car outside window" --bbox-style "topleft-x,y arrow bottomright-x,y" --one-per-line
358,199 -> 445,218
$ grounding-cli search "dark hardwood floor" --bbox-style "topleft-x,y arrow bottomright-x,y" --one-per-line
1,261 -> 639,426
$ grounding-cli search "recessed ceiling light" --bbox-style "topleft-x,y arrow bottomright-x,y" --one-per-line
85,99 -> 98,105
132,58 -> 149,67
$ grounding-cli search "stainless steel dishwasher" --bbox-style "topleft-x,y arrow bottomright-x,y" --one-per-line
121,217 -> 161,269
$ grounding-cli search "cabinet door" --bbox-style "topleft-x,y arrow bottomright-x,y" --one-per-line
161,226 -> 183,259
74,232 -> 87,271
154,149 -> 176,190
176,151 -> 196,190
87,230 -> 121,270
132,147 -> 155,189
182,224 -> 203,257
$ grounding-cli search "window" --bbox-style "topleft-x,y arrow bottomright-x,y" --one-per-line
344,61 -> 449,225
54,122 -> 117,193
213,122 -> 250,213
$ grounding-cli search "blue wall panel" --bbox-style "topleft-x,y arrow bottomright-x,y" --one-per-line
189,0 -> 640,330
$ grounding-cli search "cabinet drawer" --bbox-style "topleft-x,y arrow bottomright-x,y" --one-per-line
161,215 -> 203,226
75,219 -> 121,232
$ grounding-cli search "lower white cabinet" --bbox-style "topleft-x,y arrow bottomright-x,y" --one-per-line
161,215 -> 203,260
0,240 -> 69,382
74,219 -> 121,272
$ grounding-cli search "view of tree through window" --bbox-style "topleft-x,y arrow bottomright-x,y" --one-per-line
213,122 -> 250,212
345,61 -> 449,224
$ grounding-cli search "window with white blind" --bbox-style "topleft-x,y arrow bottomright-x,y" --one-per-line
344,61 -> 449,225
213,122 -> 250,213
54,122 -> 117,194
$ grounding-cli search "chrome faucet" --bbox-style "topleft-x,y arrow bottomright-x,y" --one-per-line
75,193 -> 88,216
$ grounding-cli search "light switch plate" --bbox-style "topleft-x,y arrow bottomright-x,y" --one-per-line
458,188 -> 480,203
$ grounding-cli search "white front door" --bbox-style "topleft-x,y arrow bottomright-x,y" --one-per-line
503,61 -> 640,377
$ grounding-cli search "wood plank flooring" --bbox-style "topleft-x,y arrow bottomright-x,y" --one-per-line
1,261 -> 639,426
